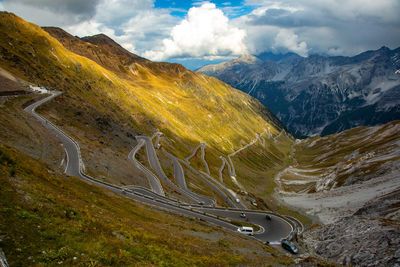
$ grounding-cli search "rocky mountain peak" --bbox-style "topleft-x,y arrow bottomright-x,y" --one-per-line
198,47 -> 400,137
235,54 -> 261,64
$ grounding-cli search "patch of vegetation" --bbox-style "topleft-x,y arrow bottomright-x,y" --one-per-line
0,145 -> 292,266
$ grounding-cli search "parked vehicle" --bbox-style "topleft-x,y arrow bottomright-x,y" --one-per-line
237,226 -> 254,236
281,238 -> 298,254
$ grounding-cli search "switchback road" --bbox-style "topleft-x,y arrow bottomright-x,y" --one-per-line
25,91 -> 295,244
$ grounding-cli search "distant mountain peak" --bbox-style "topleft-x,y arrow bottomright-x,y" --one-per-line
199,46 -> 400,137
379,45 -> 390,51
81,33 -> 119,47
235,54 -> 261,64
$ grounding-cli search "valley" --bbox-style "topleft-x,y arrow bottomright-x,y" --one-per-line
1,11 -> 400,266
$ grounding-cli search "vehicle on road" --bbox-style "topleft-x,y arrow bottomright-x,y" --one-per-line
240,212 -> 246,218
198,201 -> 205,205
237,226 -> 254,236
281,238 -> 298,254
265,214 -> 271,220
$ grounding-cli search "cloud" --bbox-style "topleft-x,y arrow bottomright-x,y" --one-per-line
117,9 -> 178,53
239,0 -> 400,56
274,29 -> 308,56
144,2 -> 247,61
7,0 -> 99,15
3,0 -> 178,57
94,0 -> 154,25
3,0 -> 100,25
65,20 -> 114,38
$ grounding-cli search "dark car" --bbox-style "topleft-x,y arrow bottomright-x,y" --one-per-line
265,214 -> 271,220
281,238 -> 298,254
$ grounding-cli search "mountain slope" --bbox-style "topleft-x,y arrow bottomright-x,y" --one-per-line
0,145 -> 292,266
0,13 -> 297,265
42,27 -> 148,79
198,48 -> 400,137
274,120 -> 400,265
0,12 -> 290,207
0,12 -> 284,153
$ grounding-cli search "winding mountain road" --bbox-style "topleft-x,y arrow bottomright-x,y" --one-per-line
128,138 -> 165,196
129,135 -> 219,206
185,142 -> 210,175
164,151 -> 215,206
24,90 -> 295,244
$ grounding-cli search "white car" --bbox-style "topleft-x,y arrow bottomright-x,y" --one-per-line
237,226 -> 254,236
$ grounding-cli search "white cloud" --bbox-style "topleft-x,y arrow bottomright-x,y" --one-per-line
95,0 -> 154,24
118,9 -> 177,51
65,20 -> 105,37
273,29 -> 308,56
144,2 -> 247,61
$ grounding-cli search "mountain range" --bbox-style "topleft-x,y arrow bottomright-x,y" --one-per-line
198,47 -> 400,137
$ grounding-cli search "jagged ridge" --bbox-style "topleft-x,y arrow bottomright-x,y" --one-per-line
198,48 -> 400,137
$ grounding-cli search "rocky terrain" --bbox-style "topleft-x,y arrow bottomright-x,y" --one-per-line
275,121 -> 400,265
302,188 -> 400,266
199,47 -> 400,137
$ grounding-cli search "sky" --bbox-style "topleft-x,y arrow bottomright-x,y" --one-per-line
1,0 -> 400,70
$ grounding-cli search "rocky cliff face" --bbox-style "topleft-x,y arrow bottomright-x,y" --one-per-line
199,47 -> 400,137
302,188 -> 400,266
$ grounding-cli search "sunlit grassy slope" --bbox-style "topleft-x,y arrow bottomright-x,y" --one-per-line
0,145 -> 293,266
0,12 -> 283,155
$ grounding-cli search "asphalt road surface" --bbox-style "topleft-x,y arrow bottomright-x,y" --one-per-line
134,136 -> 213,205
128,138 -> 165,196
193,207 -> 292,242
164,151 -> 215,206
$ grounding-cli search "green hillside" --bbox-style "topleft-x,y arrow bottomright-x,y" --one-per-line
0,12 -> 289,202
0,145 -> 292,266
